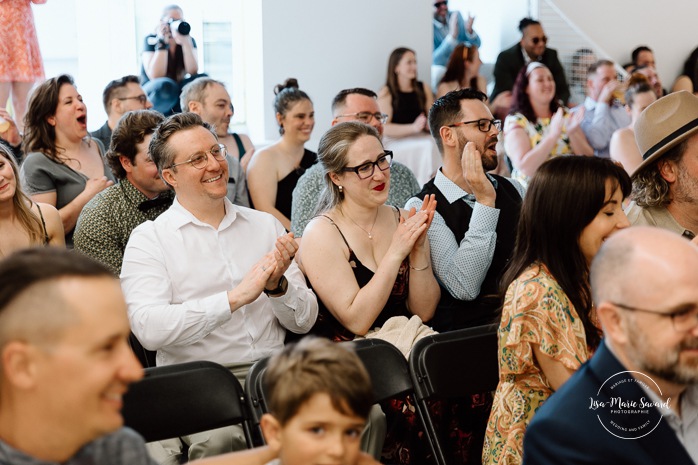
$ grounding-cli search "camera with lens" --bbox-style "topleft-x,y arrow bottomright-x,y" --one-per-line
168,19 -> 191,36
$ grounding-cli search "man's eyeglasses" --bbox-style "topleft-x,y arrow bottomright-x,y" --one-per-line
434,1 -> 448,7
342,151 -> 393,180
168,144 -> 228,170
612,301 -> 698,332
448,119 -> 502,133
531,36 -> 548,45
118,95 -> 148,105
337,112 -> 388,124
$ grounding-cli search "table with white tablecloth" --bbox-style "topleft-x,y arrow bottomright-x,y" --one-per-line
382,133 -> 442,186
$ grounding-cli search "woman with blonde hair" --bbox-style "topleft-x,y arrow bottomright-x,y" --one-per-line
0,142 -> 63,256
299,121 -> 439,341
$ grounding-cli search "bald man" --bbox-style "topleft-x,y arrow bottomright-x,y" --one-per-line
0,248 -> 151,464
523,227 -> 698,465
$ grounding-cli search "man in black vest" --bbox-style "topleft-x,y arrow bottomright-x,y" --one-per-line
407,88 -> 525,332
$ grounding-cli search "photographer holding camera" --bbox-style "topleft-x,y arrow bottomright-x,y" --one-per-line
140,5 -> 205,115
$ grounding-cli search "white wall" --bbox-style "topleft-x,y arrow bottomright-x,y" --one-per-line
254,0 -> 432,150
550,0 -> 697,86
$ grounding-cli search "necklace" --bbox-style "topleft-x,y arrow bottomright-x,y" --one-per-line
344,208 -> 379,240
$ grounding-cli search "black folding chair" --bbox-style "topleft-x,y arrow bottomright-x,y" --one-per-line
409,324 -> 499,465
344,338 -> 414,403
123,360 -> 253,447
244,357 -> 270,446
243,338 -> 414,447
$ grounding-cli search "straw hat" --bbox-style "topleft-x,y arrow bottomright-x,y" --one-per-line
634,90 -> 698,175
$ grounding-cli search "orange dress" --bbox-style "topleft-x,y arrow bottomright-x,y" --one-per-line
482,262 -> 590,465
0,0 -> 45,82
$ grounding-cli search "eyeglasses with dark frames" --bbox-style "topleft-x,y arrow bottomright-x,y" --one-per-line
168,144 -> 228,170
447,119 -> 502,133
611,301 -> 698,332
342,151 -> 393,180
118,95 -> 148,105
531,36 -> 548,45
337,112 -> 389,124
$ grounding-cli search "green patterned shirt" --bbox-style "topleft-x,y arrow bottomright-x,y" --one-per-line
74,179 -> 173,275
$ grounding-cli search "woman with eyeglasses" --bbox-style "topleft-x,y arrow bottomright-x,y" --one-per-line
0,142 -> 64,257
482,156 -> 631,465
247,78 -> 316,231
378,47 -> 434,138
298,121 -> 439,342
20,74 -> 114,246
504,62 -> 593,186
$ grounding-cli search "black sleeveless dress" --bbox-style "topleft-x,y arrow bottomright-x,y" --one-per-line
309,208 -> 410,341
275,148 -> 316,220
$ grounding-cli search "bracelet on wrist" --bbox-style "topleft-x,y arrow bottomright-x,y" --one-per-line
409,263 -> 430,271
155,41 -> 170,51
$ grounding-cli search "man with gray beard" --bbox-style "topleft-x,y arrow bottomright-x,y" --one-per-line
523,227 -> 698,465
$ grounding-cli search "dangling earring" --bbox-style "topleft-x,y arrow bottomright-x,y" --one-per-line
279,124 -> 285,135
338,185 -> 343,193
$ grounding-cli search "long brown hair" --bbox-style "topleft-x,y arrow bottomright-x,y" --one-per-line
500,156 -> 632,350
0,143 -> 45,246
23,74 -> 96,163
440,44 -> 479,90
385,47 -> 426,116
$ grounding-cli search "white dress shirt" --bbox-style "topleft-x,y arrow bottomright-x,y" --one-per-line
121,198 -> 318,367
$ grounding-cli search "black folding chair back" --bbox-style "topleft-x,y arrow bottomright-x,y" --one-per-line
409,324 -> 499,465
244,357 -> 270,446
345,338 -> 413,402
123,360 -> 253,446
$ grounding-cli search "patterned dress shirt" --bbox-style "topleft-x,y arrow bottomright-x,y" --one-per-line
74,179 -> 174,275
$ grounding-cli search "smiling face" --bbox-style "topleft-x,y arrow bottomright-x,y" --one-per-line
394,51 -> 418,81
31,276 -> 143,443
521,23 -> 547,59
578,180 -> 629,265
121,133 -> 168,199
526,66 -> 556,106
278,99 -> 314,143
162,126 -> 229,205
332,134 -> 390,207
49,83 -> 88,141
0,152 -> 18,203
266,393 -> 366,465
198,83 -> 234,138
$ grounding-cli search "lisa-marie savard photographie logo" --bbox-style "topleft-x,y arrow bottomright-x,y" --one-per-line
588,370 -> 670,439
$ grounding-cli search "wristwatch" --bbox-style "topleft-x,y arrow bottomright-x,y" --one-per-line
263,275 -> 288,297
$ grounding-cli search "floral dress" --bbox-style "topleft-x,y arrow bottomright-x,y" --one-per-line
504,112 -> 574,186
482,263 -> 589,465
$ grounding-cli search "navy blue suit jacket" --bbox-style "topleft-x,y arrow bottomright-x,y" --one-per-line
523,341 -> 695,465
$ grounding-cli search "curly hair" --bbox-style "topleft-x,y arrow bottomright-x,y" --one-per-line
631,140 -> 687,207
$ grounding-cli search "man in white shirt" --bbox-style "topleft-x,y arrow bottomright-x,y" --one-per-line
120,112 -> 318,463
